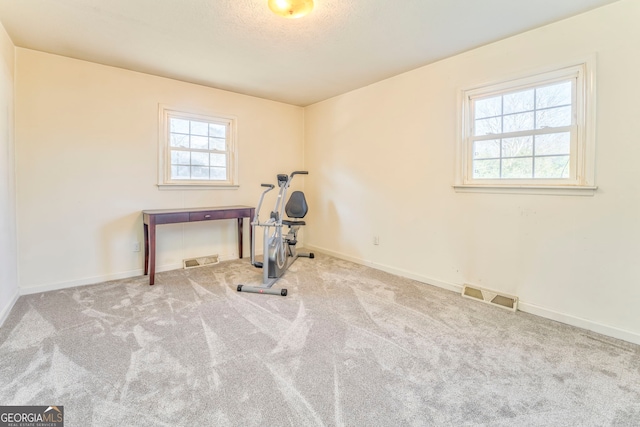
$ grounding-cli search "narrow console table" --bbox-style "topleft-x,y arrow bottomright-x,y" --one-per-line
142,205 -> 255,285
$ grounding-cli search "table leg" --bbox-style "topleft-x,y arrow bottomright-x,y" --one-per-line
238,217 -> 243,258
144,223 -> 149,275
148,222 -> 156,285
249,215 -> 253,258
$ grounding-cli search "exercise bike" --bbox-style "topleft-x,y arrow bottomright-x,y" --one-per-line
237,171 -> 314,296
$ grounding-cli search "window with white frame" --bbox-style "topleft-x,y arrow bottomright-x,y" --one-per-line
456,60 -> 596,194
158,106 -> 238,188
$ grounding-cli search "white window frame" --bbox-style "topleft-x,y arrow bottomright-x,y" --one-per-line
158,105 -> 238,189
455,58 -> 597,196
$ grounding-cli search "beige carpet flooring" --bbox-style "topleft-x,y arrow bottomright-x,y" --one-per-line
1,253 -> 639,426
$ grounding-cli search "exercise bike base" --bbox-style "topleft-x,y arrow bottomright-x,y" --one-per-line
237,284 -> 287,297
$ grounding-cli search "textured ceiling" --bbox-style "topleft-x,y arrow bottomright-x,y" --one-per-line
0,0 -> 621,106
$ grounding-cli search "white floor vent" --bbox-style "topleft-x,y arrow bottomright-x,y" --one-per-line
462,284 -> 518,312
183,254 -> 219,269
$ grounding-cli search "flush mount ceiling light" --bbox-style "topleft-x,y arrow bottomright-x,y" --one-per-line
268,0 -> 314,19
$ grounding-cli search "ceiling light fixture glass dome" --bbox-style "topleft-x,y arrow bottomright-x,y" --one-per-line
268,0 -> 314,19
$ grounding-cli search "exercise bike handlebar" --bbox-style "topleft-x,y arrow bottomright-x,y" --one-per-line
290,171 -> 308,178
253,184 -> 276,223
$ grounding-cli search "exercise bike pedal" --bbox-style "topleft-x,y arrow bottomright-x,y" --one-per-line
253,261 -> 263,269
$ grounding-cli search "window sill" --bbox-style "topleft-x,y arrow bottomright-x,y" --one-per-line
453,184 -> 597,196
158,183 -> 239,190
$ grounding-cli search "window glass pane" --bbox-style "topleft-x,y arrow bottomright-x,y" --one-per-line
163,109 -> 236,185
210,137 -> 226,151
503,89 -> 534,114
211,167 -> 227,180
473,159 -> 500,179
535,132 -> 570,155
170,118 -> 189,134
503,112 -> 534,133
534,155 -> 570,178
473,139 -> 500,159
191,135 -> 208,150
502,158 -> 532,178
502,136 -> 533,158
191,152 -> 209,166
474,96 -> 501,119
171,150 -> 190,165
474,117 -> 501,136
172,165 -> 190,179
170,133 -> 189,148
536,106 -> 572,129
191,166 -> 209,179
536,81 -> 572,109
210,153 -> 226,167
190,121 -> 209,136
209,123 -> 226,138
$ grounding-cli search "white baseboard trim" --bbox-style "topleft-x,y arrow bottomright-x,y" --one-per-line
0,288 -> 20,327
306,244 -> 462,294
18,253 -> 244,296
20,268 -> 148,295
518,301 -> 640,346
306,244 -> 640,346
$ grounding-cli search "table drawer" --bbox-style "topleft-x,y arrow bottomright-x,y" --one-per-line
189,209 -> 253,222
190,211 -> 217,221
153,212 -> 190,224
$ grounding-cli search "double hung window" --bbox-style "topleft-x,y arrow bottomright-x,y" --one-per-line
158,106 -> 238,188
456,60 -> 596,194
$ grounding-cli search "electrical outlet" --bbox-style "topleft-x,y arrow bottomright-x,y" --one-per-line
132,241 -> 140,252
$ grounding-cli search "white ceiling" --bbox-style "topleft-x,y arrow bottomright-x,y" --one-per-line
0,0 -> 621,106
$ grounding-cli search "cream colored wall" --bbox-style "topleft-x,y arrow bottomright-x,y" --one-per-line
0,22 -> 17,324
304,0 -> 640,344
10,1 -> 639,343
15,49 -> 304,292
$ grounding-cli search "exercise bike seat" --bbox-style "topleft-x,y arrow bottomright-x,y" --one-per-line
284,191 -> 308,226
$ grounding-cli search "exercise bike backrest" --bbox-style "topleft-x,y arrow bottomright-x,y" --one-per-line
284,191 -> 308,219
253,171 -> 308,225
